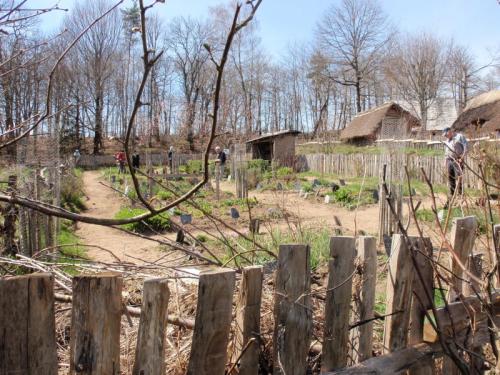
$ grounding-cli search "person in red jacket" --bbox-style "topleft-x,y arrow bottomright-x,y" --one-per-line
115,150 -> 126,174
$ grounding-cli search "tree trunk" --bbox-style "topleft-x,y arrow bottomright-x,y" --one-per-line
93,94 -> 103,154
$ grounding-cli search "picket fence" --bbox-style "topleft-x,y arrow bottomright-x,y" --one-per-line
1,219 -> 499,375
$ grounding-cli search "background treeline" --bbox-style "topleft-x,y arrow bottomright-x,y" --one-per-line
1,0 -> 499,154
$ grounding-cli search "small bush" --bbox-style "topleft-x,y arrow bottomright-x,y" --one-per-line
115,207 -> 171,233
247,159 -> 269,172
61,170 -> 87,213
157,190 -> 174,201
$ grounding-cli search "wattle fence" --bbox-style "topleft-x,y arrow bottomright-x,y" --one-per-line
297,153 -> 485,188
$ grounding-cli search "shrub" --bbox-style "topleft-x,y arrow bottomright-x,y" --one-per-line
247,159 -> 269,172
115,207 -> 171,233
157,190 -> 174,200
61,170 -> 87,213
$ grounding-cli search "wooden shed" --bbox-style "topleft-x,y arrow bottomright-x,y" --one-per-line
246,130 -> 301,167
452,90 -> 500,136
340,102 -> 420,144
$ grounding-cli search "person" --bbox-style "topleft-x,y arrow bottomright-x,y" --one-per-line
115,150 -> 126,174
132,152 -> 140,170
443,127 -> 467,208
73,149 -> 81,166
215,146 -> 226,176
167,146 -> 174,173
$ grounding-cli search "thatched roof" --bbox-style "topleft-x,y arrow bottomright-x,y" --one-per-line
340,102 -> 419,140
452,90 -> 500,132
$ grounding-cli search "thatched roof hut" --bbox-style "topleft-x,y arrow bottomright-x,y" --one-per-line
452,90 -> 500,135
340,102 -> 420,144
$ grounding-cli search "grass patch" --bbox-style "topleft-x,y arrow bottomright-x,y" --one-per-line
297,143 -> 444,157
115,207 -> 171,233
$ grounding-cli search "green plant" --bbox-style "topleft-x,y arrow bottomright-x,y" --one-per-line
61,170 -> 87,213
115,207 -> 171,233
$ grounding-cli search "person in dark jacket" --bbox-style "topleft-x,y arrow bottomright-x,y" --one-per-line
215,146 -> 226,176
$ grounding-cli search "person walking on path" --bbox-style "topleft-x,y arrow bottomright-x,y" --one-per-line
443,127 -> 467,208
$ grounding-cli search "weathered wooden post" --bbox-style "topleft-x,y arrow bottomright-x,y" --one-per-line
322,237 -> 356,371
232,265 -> 263,375
383,234 -> 415,354
0,273 -> 58,375
133,278 -> 170,375
350,236 -> 377,364
70,273 -> 123,375
187,268 -> 235,375
3,175 -> 18,255
273,244 -> 312,375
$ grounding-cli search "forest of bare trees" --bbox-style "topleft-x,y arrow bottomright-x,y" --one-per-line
0,0 -> 499,155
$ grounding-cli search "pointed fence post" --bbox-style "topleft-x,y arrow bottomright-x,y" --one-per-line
70,273 -> 123,375
443,216 -> 477,375
383,234 -> 415,354
133,278 -> 170,375
350,236 -> 377,364
187,268 -> 236,375
273,244 -> 312,375
0,273 -> 58,375
322,237 -> 356,371
232,265 -> 263,375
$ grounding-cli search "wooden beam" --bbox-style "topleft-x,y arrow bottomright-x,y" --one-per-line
133,278 -> 170,375
0,273 -> 58,375
273,244 -> 312,375
322,237 -> 356,371
70,273 -> 122,375
383,235 -> 415,353
187,268 -> 235,375
233,266 -> 263,375
350,236 -> 377,364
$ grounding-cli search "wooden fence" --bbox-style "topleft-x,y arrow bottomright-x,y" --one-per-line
298,153 -> 486,188
1,220 -> 499,374
77,152 -> 206,169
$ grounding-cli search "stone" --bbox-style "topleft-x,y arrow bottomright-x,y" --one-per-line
324,195 -> 331,204
339,179 -> 346,186
230,207 -> 240,219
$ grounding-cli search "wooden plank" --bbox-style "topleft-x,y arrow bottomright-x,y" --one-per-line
133,278 -> 170,375
322,237 -> 356,371
408,237 -> 434,375
350,236 -> 377,364
233,265 -> 263,375
383,234 -> 415,354
0,273 -> 58,375
443,216 -> 477,374
187,268 -> 236,375
447,216 -> 477,302
70,273 -> 122,375
273,244 -> 312,375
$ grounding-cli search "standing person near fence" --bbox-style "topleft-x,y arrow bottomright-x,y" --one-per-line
443,127 -> 467,208
115,150 -> 126,174
167,146 -> 174,173
215,146 -> 227,176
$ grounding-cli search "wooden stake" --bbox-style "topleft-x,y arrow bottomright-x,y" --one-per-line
187,268 -> 235,375
383,234 -> 415,354
233,266 -> 263,375
322,237 -> 356,371
70,273 -> 122,375
133,278 -> 170,375
0,273 -> 58,375
273,244 -> 312,375
350,236 -> 377,364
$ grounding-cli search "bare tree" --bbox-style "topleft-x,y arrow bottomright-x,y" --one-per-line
64,0 -> 122,154
316,0 -> 392,113
385,33 -> 449,130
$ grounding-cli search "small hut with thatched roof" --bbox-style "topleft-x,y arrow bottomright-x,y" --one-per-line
452,90 -> 500,137
340,102 -> 420,144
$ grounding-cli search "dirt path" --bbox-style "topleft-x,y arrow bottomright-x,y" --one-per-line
76,171 -> 164,264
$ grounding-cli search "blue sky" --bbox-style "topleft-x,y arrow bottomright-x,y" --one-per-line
37,0 -> 499,65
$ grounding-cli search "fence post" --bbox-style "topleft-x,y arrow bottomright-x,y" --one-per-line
70,273 -> 123,375
0,273 -> 58,375
187,268 -> 235,375
3,175 -> 18,255
133,278 -> 170,375
232,265 -> 263,375
322,237 -> 356,371
494,224 -> 500,288
350,236 -> 377,364
383,234 -> 415,354
408,237 -> 434,375
273,244 -> 312,375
